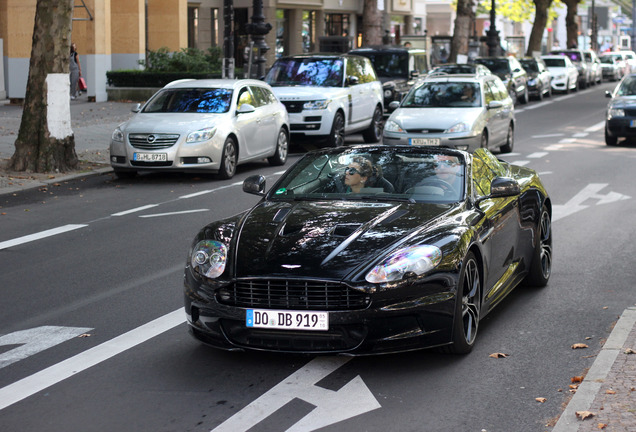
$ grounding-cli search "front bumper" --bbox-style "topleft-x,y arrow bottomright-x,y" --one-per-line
183,268 -> 458,355
382,132 -> 481,152
287,111 -> 333,137
606,118 -> 636,138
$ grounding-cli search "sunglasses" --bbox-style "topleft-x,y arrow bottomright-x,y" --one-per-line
345,167 -> 360,175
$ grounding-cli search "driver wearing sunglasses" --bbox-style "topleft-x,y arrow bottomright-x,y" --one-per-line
344,157 -> 374,193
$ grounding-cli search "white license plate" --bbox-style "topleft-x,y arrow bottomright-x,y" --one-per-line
410,138 -> 441,146
246,309 -> 329,331
133,152 -> 167,162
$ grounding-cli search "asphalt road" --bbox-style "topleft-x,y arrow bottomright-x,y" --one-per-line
1,81 -> 635,432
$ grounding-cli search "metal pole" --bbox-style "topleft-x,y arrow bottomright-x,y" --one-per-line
632,0 -> 636,50
486,0 -> 500,56
245,0 -> 272,79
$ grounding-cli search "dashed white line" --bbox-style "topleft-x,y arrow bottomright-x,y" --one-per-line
527,152 -> 548,158
139,209 -> 209,218
111,204 -> 159,217
0,224 -> 88,251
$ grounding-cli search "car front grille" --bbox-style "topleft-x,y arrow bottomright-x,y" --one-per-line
281,101 -> 305,114
129,133 -> 180,150
405,128 -> 445,134
220,279 -> 370,311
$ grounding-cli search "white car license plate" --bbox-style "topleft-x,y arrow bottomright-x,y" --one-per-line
246,309 -> 329,331
410,138 -> 441,146
133,152 -> 167,162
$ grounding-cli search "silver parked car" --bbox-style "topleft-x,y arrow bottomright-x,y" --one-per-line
383,73 -> 515,153
109,79 -> 290,179
542,55 -> 579,93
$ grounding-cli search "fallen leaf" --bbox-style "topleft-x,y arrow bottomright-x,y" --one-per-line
625,348 -> 635,354
576,410 -> 596,420
535,397 -> 547,403
572,343 -> 589,349
571,376 -> 584,383
78,333 -> 92,338
605,389 -> 616,394
597,423 -> 608,429
489,352 -> 509,358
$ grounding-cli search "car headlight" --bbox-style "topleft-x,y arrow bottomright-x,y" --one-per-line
608,108 -> 625,119
528,78 -> 536,85
187,127 -> 217,143
384,120 -> 405,133
556,74 -> 565,80
191,240 -> 228,279
112,127 -> 124,142
445,122 -> 469,134
303,99 -> 331,110
365,245 -> 442,283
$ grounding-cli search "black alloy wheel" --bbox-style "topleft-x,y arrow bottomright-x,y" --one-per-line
326,112 -> 345,147
445,251 -> 481,354
499,124 -> 514,153
524,206 -> 552,287
480,130 -> 488,149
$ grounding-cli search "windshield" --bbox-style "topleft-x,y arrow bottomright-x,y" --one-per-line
543,58 -> 566,67
265,58 -> 344,87
616,76 -> 636,96
552,51 -> 582,62
474,59 -> 509,75
142,88 -> 232,113
269,147 -> 465,204
520,60 -> 538,73
401,81 -> 481,108
600,56 -> 615,64
360,52 -> 408,78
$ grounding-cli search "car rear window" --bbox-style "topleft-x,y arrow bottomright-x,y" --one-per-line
543,58 -> 565,67
142,88 -> 233,113
265,58 -> 345,87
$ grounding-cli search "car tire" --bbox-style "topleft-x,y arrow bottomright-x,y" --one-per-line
523,205 -> 552,287
499,123 -> 514,153
605,126 -> 619,146
547,84 -> 552,97
480,130 -> 488,149
519,85 -> 529,104
508,87 -> 518,105
536,84 -> 544,101
268,127 -> 288,166
362,105 -> 383,143
325,112 -> 345,147
443,251 -> 481,354
217,136 -> 237,179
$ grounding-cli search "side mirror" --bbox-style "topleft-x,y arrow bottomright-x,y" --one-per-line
243,175 -> 266,196
237,103 -> 256,114
488,100 -> 504,109
388,101 -> 400,112
132,103 -> 142,113
475,177 -> 520,209
347,75 -> 359,86
605,90 -> 612,98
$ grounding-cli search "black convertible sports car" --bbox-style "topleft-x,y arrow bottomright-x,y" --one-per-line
184,145 -> 552,355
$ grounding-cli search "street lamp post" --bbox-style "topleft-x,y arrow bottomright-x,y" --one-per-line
245,0 -> 272,79
486,0 -> 500,56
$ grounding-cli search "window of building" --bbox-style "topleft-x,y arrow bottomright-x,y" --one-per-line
325,14 -> 350,37
188,6 -> 199,48
211,8 -> 219,47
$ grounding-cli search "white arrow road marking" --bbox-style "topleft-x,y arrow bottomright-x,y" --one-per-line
553,183 -> 631,222
0,326 -> 93,369
211,356 -> 381,432
0,224 -> 88,251
0,310 -> 184,411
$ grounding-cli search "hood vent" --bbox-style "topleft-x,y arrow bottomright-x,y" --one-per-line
331,224 -> 362,237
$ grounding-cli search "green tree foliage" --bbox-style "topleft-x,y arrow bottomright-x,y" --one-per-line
139,47 -> 223,72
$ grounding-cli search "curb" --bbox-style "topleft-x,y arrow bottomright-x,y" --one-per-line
552,306 -> 636,431
1,166 -> 113,197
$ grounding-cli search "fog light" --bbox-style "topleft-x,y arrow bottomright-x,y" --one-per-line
111,156 -> 118,163
197,157 -> 212,164
218,289 -> 231,301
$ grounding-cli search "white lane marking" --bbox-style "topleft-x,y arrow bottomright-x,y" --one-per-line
0,309 -> 184,411
558,138 -> 576,143
585,121 -> 605,132
179,190 -> 214,199
532,133 -> 564,138
0,224 -> 88,251
522,100 -> 552,110
111,204 -> 159,217
527,152 -> 548,158
511,160 -> 530,166
0,326 -> 93,369
139,209 -> 209,218
212,356 -> 381,432
572,132 -> 589,138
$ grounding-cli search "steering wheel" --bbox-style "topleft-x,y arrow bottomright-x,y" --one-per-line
416,178 -> 457,196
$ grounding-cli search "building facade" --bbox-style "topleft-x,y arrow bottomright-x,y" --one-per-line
0,0 -> 455,102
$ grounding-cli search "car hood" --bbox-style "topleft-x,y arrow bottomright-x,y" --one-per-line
391,107 -> 483,129
270,86 -> 348,101
546,67 -> 569,74
608,96 -> 636,108
120,112 -> 224,132
233,200 -> 455,280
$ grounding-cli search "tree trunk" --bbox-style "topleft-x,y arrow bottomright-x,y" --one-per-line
362,0 -> 384,46
10,0 -> 77,173
449,0 -> 474,63
526,0 -> 553,56
562,0 -> 581,49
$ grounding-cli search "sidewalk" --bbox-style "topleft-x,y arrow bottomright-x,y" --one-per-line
553,307 -> 636,432
0,94 -> 134,195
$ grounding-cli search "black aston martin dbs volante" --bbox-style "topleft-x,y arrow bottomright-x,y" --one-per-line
184,145 -> 552,355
